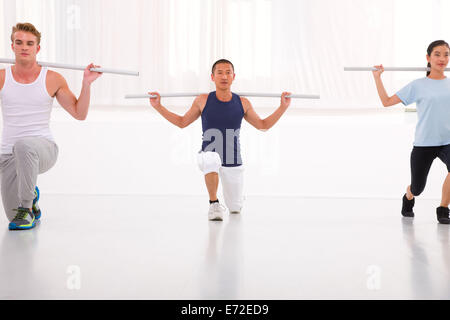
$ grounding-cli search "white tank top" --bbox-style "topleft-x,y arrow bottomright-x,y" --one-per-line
0,66 -> 55,154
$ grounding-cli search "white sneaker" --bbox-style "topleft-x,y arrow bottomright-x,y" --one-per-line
208,202 -> 226,221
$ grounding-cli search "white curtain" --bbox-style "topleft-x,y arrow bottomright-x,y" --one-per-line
1,0 -> 450,108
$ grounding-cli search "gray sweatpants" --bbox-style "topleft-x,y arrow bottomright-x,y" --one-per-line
0,137 -> 58,222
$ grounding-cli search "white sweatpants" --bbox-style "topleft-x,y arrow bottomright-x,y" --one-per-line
197,151 -> 244,212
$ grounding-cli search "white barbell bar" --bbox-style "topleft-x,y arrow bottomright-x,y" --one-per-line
344,67 -> 450,72
0,58 -> 139,76
125,93 -> 320,99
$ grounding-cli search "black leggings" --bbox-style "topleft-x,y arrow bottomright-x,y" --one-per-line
410,144 -> 450,196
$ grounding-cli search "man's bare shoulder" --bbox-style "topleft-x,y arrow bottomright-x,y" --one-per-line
195,93 -> 209,112
45,70 -> 69,97
197,93 -> 209,101
240,96 -> 251,104
240,96 -> 252,113
46,69 -> 66,84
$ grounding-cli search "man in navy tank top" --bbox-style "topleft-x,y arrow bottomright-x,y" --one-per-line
149,59 -> 291,221
0,23 -> 102,230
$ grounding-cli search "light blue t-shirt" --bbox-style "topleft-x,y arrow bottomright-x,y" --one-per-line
396,77 -> 450,147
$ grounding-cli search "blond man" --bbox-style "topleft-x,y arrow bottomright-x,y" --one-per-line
0,23 -> 102,230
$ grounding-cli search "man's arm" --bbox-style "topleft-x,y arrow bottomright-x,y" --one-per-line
243,92 -> 292,132
54,63 -> 102,121
0,69 -> 5,91
149,92 -> 206,128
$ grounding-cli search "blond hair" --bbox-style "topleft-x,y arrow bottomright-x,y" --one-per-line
11,23 -> 41,45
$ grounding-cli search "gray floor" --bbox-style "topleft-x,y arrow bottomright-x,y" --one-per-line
0,106 -> 449,300
0,195 -> 449,300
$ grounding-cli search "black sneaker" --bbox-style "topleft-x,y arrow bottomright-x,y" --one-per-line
401,194 -> 415,217
9,207 -> 36,230
436,207 -> 450,224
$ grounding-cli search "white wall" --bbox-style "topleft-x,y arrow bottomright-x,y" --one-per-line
1,0 -> 450,108
1,0 -> 449,199
27,107 -> 445,200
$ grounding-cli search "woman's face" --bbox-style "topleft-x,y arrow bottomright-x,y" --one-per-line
427,45 -> 450,72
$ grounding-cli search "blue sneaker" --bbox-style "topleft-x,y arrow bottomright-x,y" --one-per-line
32,186 -> 41,220
9,207 -> 36,230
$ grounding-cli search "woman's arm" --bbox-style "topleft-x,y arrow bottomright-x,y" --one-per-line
372,64 -> 402,107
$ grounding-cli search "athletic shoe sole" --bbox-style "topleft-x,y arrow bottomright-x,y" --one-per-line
8,221 -> 36,230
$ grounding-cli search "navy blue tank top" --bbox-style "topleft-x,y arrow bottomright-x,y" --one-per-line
201,92 -> 245,167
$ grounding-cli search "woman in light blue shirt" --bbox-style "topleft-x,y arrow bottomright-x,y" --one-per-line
372,40 -> 450,224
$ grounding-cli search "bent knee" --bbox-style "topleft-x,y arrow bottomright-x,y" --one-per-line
198,152 -> 222,175
13,138 -> 38,156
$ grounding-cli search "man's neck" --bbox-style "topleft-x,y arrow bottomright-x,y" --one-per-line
12,59 -> 41,81
215,88 -> 232,102
14,59 -> 40,74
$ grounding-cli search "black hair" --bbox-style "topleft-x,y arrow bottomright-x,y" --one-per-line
426,40 -> 449,76
211,59 -> 234,74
